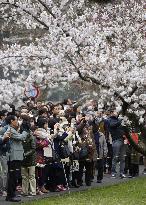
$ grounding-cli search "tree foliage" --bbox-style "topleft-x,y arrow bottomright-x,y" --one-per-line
0,0 -> 145,153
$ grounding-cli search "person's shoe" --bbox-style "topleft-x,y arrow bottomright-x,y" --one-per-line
71,182 -> 80,188
49,188 -> 60,192
21,193 -> 28,197
120,174 -> 127,179
60,187 -> 67,191
68,183 -> 74,188
97,180 -> 102,183
53,188 -> 61,192
57,185 -> 67,191
2,191 -> 7,197
143,169 -> 146,175
6,196 -> 21,202
90,176 -> 94,182
128,175 -> 133,178
78,181 -> 83,186
74,183 -> 80,188
86,182 -> 91,186
29,192 -> 36,196
111,173 -> 116,178
16,186 -> 22,192
107,170 -> 111,175
36,190 -> 44,195
40,186 -> 49,193
27,195 -> 34,198
72,179 -> 80,188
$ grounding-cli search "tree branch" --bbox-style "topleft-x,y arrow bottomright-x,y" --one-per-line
0,55 -> 48,60
129,85 -> 138,97
37,0 -> 90,64
37,0 -> 56,19
1,2 -> 49,30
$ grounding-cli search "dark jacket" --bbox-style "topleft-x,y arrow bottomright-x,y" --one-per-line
0,137 -> 3,144
22,132 -> 36,167
53,132 -> 68,155
48,115 -> 60,131
108,116 -> 125,141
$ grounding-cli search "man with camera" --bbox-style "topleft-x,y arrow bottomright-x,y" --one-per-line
108,110 -> 126,179
4,115 -> 28,202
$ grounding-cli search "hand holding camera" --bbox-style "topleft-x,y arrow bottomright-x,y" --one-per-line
3,132 -> 11,142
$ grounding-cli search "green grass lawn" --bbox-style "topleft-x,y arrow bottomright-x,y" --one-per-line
23,177 -> 146,205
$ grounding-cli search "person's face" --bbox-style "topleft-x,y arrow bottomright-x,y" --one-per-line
53,106 -> 60,115
111,111 -> 119,117
18,117 -> 23,126
21,108 -> 28,114
30,101 -> 35,106
96,111 -> 102,118
67,99 -> 72,105
58,104 -> 62,110
44,122 -> 48,130
42,112 -> 48,117
1,115 -> 6,121
28,103 -> 34,109
30,120 -> 35,127
11,117 -> 18,128
37,102 -> 42,108
77,106 -> 81,113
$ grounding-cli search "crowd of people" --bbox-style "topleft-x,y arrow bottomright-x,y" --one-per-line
0,98 -> 145,202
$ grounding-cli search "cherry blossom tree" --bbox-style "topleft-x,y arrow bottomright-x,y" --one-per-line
0,0 -> 146,153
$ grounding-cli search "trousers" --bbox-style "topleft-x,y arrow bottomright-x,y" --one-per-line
21,166 -> 36,195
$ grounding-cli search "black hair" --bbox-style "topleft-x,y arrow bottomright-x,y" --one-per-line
20,116 -> 31,133
73,104 -> 81,112
50,104 -> 59,114
30,116 -> 36,123
38,108 -> 48,116
26,102 -> 33,107
37,117 -> 48,128
30,97 -> 35,102
9,104 -> 15,112
22,97 -> 29,103
47,101 -> 53,107
0,110 -> 7,119
5,115 -> 16,125
63,99 -> 68,105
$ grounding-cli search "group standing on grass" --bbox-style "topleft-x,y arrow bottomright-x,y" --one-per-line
0,98 -> 144,202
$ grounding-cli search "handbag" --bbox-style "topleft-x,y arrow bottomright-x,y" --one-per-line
36,139 -> 47,148
36,155 -> 45,164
